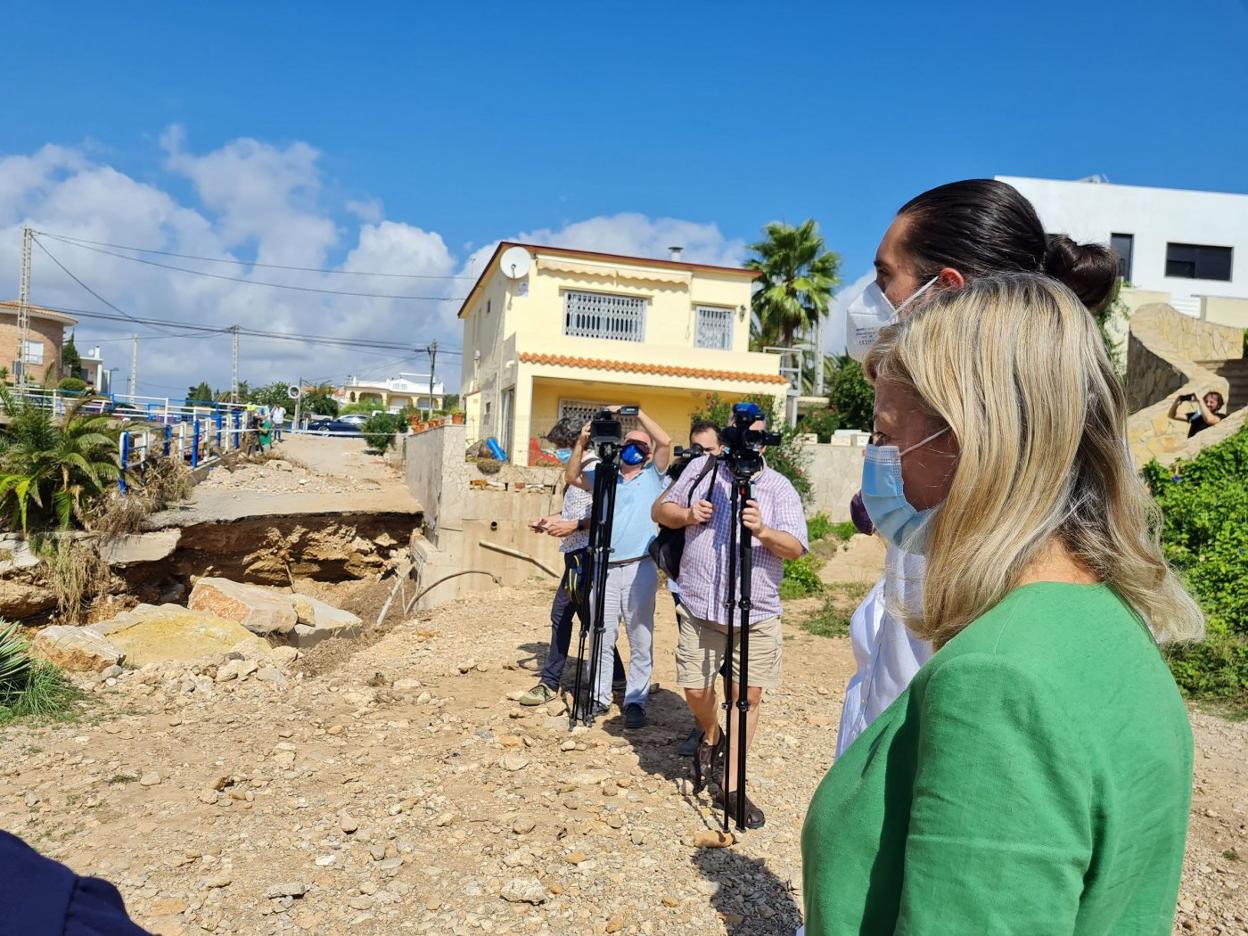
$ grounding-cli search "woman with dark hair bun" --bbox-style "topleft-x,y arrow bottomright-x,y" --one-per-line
837,179 -> 1121,758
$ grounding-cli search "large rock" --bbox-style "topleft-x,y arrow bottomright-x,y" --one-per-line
88,604 -> 264,667
0,579 -> 57,620
290,594 -> 363,648
188,578 -> 297,636
100,530 -> 181,566
32,625 -> 124,673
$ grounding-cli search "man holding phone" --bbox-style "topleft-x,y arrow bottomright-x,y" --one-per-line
1168,389 -> 1226,438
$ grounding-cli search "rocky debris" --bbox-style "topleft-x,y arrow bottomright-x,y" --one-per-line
32,625 -> 125,673
87,604 -> 264,667
500,877 -> 547,905
99,530 -> 181,567
1,580 -> 1241,936
692,829 -> 735,849
198,459 -> 352,496
0,575 -> 57,620
188,578 -> 297,636
290,594 -> 363,648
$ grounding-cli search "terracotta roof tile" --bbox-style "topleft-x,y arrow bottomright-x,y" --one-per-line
518,352 -> 789,385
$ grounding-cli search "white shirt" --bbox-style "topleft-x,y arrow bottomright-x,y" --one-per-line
835,543 -> 933,757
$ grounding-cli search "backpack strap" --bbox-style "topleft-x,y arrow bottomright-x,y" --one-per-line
685,456 -> 719,506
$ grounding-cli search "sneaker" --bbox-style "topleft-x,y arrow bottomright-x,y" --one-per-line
624,703 -> 647,730
518,683 -> 556,706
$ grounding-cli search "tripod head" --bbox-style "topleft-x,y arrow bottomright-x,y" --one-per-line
589,406 -> 638,463
720,402 -> 781,481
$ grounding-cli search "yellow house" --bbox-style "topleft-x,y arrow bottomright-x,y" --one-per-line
458,243 -> 787,464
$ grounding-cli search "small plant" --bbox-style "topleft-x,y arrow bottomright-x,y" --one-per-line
1224,848 -> 1241,862
799,597 -> 851,638
806,513 -> 855,543
39,537 -> 110,625
0,621 -> 82,725
780,553 -> 823,600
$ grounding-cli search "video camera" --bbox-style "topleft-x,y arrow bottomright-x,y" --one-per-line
667,442 -> 707,480
720,402 -> 781,479
589,406 -> 638,449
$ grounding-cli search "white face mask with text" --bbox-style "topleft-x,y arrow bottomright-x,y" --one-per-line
844,276 -> 938,362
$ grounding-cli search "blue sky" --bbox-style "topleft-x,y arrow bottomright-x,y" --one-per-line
3,0 -> 1246,393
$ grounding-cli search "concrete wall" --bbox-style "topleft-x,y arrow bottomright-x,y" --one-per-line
404,423 -> 568,608
802,441 -> 868,521
1200,296 -> 1248,330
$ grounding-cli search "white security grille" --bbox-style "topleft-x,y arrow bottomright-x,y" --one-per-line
694,305 -> 733,350
558,399 -> 640,433
563,291 -> 646,342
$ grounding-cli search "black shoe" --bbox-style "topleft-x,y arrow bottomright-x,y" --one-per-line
624,703 -> 646,729
714,787 -> 766,829
677,728 -> 704,757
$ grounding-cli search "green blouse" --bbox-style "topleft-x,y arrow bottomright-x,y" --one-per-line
802,583 -> 1192,935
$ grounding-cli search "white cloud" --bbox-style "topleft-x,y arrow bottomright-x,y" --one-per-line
0,133 -> 745,397
825,268 -> 874,355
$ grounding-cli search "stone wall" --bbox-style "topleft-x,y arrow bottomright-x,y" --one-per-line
1126,303 -> 1242,467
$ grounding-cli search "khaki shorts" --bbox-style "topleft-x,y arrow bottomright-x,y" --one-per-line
675,607 -> 783,690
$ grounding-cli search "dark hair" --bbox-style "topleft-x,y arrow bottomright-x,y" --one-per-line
689,420 -> 722,442
897,179 -> 1119,313
1205,390 -> 1226,412
544,415 -> 582,447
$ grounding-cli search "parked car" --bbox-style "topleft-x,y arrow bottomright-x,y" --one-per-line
306,418 -> 362,436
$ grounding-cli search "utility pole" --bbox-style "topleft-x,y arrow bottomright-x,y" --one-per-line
16,227 -> 32,388
427,340 -> 438,415
128,335 -> 138,399
814,314 -> 825,397
293,375 -> 302,431
230,325 -> 240,403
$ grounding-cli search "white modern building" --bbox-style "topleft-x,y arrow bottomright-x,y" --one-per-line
999,175 -> 1248,324
335,373 -> 446,413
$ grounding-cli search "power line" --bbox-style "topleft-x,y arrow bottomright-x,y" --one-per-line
35,233 -> 467,301
33,238 -> 184,336
45,303 -> 463,355
37,230 -> 477,280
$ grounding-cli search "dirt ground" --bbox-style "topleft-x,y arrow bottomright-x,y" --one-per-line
150,437 -> 419,526
2,579 -> 1246,935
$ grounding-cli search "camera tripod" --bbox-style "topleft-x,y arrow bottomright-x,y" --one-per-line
720,464 -> 756,832
569,442 -> 620,729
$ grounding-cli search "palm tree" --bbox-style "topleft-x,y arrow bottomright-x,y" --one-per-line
0,387 -> 123,532
747,219 -> 840,351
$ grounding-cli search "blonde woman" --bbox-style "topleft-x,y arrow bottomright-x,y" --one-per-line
802,274 -> 1202,935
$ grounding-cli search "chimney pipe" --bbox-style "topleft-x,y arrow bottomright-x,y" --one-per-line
668,246 -> 684,262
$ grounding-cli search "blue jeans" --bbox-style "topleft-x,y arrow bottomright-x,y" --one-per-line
539,550 -> 625,691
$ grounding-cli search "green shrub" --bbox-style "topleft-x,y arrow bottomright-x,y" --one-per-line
57,377 -> 88,393
1145,425 -> 1248,703
780,553 -> 823,600
807,512 -> 834,542
798,596 -> 851,638
361,413 -> 402,452
0,621 -> 81,724
799,409 -> 841,443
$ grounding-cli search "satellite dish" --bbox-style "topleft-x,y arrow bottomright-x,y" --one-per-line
287,385 -> 302,400
499,246 -> 532,280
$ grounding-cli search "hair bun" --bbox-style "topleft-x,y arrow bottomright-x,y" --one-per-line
1043,234 -> 1118,312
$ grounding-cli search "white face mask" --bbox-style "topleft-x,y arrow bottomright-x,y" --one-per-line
844,276 -> 939,362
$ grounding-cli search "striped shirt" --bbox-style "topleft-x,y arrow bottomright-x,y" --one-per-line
663,455 -> 808,626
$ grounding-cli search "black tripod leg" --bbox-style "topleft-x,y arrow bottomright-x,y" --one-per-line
735,478 -> 753,831
721,481 -> 738,833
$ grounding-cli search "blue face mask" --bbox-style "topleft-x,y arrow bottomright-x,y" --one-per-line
620,442 -> 649,466
860,427 -> 950,555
